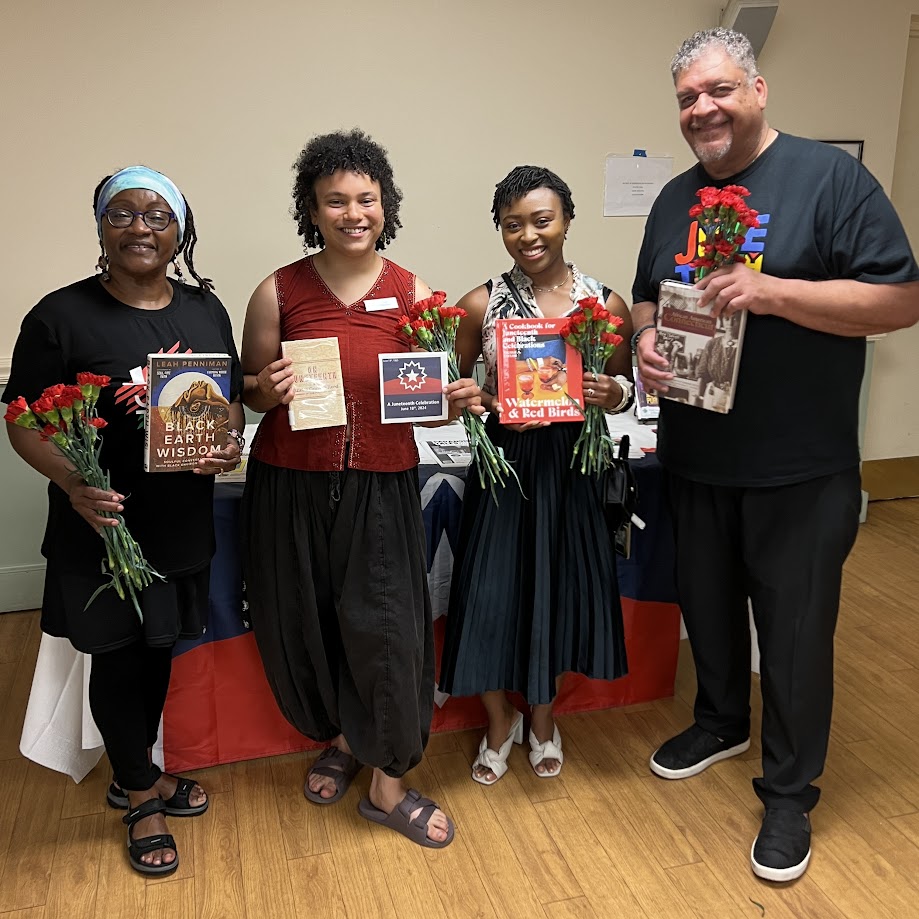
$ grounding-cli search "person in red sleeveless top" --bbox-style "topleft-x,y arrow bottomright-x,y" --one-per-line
240,130 -> 480,848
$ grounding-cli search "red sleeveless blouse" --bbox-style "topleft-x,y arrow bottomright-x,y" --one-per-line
251,256 -> 420,472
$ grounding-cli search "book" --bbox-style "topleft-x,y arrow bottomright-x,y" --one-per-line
378,352 -> 449,424
427,440 -> 472,467
633,370 -> 660,423
144,353 -> 232,472
655,279 -> 746,414
281,338 -> 347,431
495,317 -> 584,424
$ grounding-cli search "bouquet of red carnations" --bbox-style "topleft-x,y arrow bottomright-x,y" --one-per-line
689,184 -> 760,280
559,297 -> 626,476
399,292 -> 522,503
4,373 -> 163,619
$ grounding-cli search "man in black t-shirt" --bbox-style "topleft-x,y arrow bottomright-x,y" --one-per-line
632,28 -> 919,883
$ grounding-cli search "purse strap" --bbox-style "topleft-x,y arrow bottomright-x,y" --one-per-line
501,272 -> 538,318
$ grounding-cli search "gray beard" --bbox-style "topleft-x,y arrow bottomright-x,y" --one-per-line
692,137 -> 733,165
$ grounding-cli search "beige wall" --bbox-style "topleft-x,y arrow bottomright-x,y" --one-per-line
0,0 -> 917,604
874,31 -> 919,461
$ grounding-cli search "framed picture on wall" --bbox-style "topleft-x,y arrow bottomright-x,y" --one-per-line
820,140 -> 864,161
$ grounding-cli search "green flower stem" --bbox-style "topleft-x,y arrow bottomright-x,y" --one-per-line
38,398 -> 164,620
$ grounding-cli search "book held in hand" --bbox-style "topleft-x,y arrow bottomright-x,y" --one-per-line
378,352 -> 449,424
145,353 -> 232,472
655,279 -> 746,414
633,370 -> 660,423
495,317 -> 584,424
281,337 -> 347,431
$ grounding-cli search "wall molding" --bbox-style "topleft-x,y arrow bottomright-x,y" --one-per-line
911,14 -> 919,39
863,455 -> 919,501
0,563 -> 45,613
0,357 -> 10,386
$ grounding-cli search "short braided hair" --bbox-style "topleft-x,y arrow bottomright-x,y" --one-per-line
92,171 -> 213,292
291,129 -> 403,251
491,165 -> 575,229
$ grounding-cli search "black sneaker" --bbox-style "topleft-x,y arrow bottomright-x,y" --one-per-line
751,809 -> 811,882
649,723 -> 750,779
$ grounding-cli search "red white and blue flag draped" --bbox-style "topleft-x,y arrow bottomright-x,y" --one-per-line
161,460 -> 681,772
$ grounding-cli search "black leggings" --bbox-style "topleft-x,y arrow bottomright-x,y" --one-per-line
88,641 -> 173,790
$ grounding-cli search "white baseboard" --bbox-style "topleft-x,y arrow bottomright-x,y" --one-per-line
0,563 -> 45,612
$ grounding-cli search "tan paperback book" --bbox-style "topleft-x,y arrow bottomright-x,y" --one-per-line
281,337 -> 347,431
655,279 -> 746,414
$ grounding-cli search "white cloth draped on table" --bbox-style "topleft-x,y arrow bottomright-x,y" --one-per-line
20,635 -> 105,781
19,634 -> 167,782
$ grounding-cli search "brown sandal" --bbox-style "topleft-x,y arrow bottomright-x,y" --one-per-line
357,789 -> 455,849
303,746 -> 363,804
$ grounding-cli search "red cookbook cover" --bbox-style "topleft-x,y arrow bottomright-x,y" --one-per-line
495,317 -> 584,424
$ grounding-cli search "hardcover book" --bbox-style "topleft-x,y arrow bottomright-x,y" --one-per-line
495,317 -> 584,424
145,353 -> 232,472
281,337 -> 347,431
655,279 -> 746,414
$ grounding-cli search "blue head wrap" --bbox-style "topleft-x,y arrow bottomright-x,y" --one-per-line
95,166 -> 187,244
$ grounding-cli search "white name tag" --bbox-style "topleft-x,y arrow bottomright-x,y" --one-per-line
364,297 -> 399,312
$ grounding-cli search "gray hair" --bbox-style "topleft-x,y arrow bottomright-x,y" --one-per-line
670,28 -> 759,83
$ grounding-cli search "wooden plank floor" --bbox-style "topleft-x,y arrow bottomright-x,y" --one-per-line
1,498 -> 917,918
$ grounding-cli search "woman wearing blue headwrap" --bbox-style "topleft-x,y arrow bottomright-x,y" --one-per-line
3,166 -> 245,876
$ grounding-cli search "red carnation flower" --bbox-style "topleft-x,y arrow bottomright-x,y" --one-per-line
4,396 -> 33,426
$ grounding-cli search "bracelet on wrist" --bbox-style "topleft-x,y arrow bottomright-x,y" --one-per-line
227,428 -> 246,452
630,323 -> 656,351
605,376 -> 634,415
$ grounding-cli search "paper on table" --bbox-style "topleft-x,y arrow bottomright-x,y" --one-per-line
605,410 -> 657,456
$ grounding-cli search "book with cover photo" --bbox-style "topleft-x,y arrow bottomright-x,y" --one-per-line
655,279 -> 746,414
144,353 -> 232,472
281,337 -> 347,431
633,370 -> 660,423
495,317 -> 584,424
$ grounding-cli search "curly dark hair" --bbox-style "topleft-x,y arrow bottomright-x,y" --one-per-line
291,129 -> 403,251
92,171 -> 213,291
491,165 -> 575,229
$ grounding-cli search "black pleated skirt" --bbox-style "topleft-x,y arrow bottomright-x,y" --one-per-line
439,415 -> 627,705
241,457 -> 434,778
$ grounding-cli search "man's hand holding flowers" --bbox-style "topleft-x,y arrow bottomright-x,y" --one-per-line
697,261 -> 784,318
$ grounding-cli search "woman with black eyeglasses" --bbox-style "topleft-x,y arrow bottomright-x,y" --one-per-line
3,166 -> 244,876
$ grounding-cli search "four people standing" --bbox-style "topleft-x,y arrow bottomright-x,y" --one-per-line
5,25 -> 919,882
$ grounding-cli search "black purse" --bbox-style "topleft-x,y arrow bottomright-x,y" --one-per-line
605,435 -> 640,558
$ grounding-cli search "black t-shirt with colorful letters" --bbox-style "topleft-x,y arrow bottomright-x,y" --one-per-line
632,132 -> 919,487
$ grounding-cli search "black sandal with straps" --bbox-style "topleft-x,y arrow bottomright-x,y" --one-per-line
123,798 -> 179,876
108,770 -> 209,817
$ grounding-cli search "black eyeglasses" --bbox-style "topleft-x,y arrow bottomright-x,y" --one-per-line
102,208 -> 176,231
